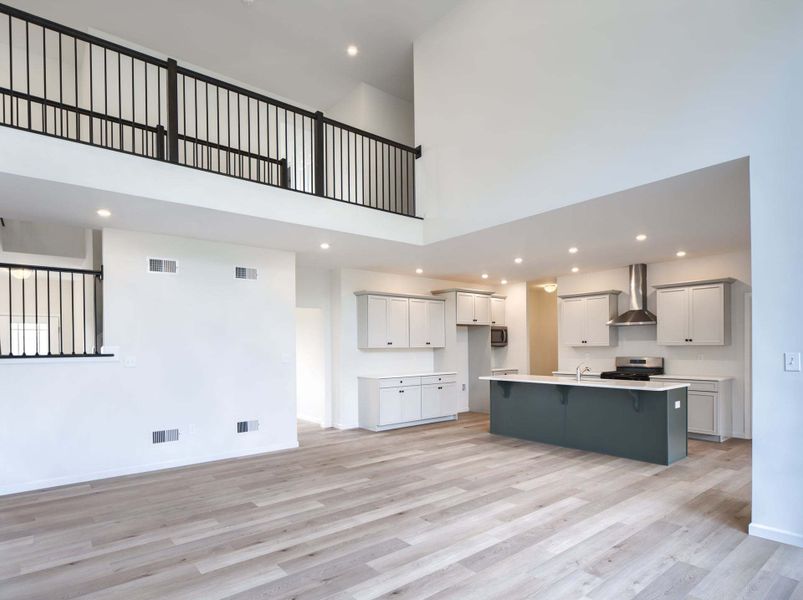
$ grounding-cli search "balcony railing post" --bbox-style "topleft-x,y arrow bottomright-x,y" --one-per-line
156,125 -> 166,160
314,111 -> 325,196
279,158 -> 289,188
166,58 -> 179,163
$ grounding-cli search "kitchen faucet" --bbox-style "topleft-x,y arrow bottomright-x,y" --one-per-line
576,363 -> 591,381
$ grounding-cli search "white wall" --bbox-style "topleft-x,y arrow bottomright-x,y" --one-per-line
415,0 -> 803,547
327,82 -> 415,147
296,266 -> 333,427
296,307 -> 326,425
0,228 -> 297,494
491,282 -> 529,373
557,251 -> 751,437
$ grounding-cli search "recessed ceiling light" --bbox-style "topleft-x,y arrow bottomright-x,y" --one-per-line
415,268 -> 423,274
571,267 -> 579,273
636,234 -> 647,241
514,257 -> 523,264
676,250 -> 686,257
96,209 -> 111,217
481,273 -> 489,279
346,45 -> 359,57
501,279 -> 508,285
320,242 -> 330,250
569,247 -> 578,254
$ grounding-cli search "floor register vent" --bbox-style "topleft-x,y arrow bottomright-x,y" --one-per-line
235,266 -> 258,280
237,420 -> 259,433
152,428 -> 180,444
147,258 -> 179,274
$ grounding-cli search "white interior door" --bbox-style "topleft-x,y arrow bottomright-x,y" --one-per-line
386,297 -> 409,347
656,288 -> 689,345
584,296 -> 611,346
366,295 -> 389,348
689,285 -> 724,344
408,299 -> 428,348
560,298 -> 586,346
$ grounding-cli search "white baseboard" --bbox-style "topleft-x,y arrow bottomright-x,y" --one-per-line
749,522 -> 803,548
297,413 -> 323,425
0,440 -> 299,497
333,422 -> 359,430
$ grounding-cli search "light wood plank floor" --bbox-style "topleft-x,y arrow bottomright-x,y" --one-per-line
1,413 -> 801,600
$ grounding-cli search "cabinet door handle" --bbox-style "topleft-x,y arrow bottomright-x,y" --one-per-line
399,389 -> 405,394
492,321 -> 495,324
438,386 -> 443,390
426,342 -> 431,345
387,342 -> 392,345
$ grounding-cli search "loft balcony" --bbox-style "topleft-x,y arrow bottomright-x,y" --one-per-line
0,4 -> 421,219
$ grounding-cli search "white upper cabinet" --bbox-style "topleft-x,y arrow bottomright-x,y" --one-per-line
455,292 -> 493,325
356,292 -> 445,349
409,299 -> 446,348
490,297 -> 506,326
655,280 -> 732,346
558,292 -> 619,347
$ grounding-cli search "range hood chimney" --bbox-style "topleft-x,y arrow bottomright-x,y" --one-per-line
607,263 -> 657,326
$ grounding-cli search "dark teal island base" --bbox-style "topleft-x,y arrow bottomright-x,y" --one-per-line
489,380 -> 688,465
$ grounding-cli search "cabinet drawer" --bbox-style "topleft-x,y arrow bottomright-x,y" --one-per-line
421,374 -> 456,385
379,377 -> 422,388
688,381 -> 718,393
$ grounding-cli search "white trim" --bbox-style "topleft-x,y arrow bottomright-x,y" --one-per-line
0,440 -> 299,496
297,413 -> 323,426
332,422 -> 358,430
749,522 -> 803,548
744,291 -> 752,439
0,355 -> 118,365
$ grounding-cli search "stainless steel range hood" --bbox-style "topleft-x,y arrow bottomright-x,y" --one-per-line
607,264 -> 657,326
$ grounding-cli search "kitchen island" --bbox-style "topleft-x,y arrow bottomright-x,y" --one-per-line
479,375 -> 689,465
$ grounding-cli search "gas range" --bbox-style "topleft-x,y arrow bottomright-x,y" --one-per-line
600,357 -> 664,382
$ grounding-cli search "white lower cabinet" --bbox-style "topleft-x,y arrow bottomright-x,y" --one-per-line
652,376 -> 733,441
359,373 -> 458,431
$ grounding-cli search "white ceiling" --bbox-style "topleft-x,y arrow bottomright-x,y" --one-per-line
0,158 -> 750,285
6,0 -> 462,107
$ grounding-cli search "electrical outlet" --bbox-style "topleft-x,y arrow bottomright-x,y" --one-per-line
674,400 -> 681,409
188,424 -> 197,434
785,352 -> 801,372
462,383 -> 466,391
123,356 -> 137,368
697,354 -> 704,361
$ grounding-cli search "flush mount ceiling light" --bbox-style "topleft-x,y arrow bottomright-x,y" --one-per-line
346,45 -> 359,57
514,257 -> 523,264
568,247 -> 578,254
636,234 -> 647,241
415,268 -> 423,274
481,273 -> 489,279
571,267 -> 579,273
319,242 -> 330,250
676,250 -> 687,257
501,279 -> 508,285
542,283 -> 558,293
96,209 -> 111,218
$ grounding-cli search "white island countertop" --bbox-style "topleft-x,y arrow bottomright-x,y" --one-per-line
480,374 -> 689,392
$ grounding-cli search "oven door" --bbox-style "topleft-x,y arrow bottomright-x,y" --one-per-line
491,326 -> 508,347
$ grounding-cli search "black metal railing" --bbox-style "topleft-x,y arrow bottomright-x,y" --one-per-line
0,262 -> 107,358
0,4 -> 420,217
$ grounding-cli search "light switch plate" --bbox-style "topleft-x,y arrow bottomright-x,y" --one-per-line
675,400 -> 681,409
124,356 -> 137,368
785,352 -> 801,372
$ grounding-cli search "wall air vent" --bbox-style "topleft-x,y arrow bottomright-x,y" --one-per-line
235,267 -> 258,280
152,428 -> 180,444
147,258 -> 178,274
236,420 -> 259,433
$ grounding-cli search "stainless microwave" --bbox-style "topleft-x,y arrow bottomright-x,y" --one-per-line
491,326 -> 508,347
